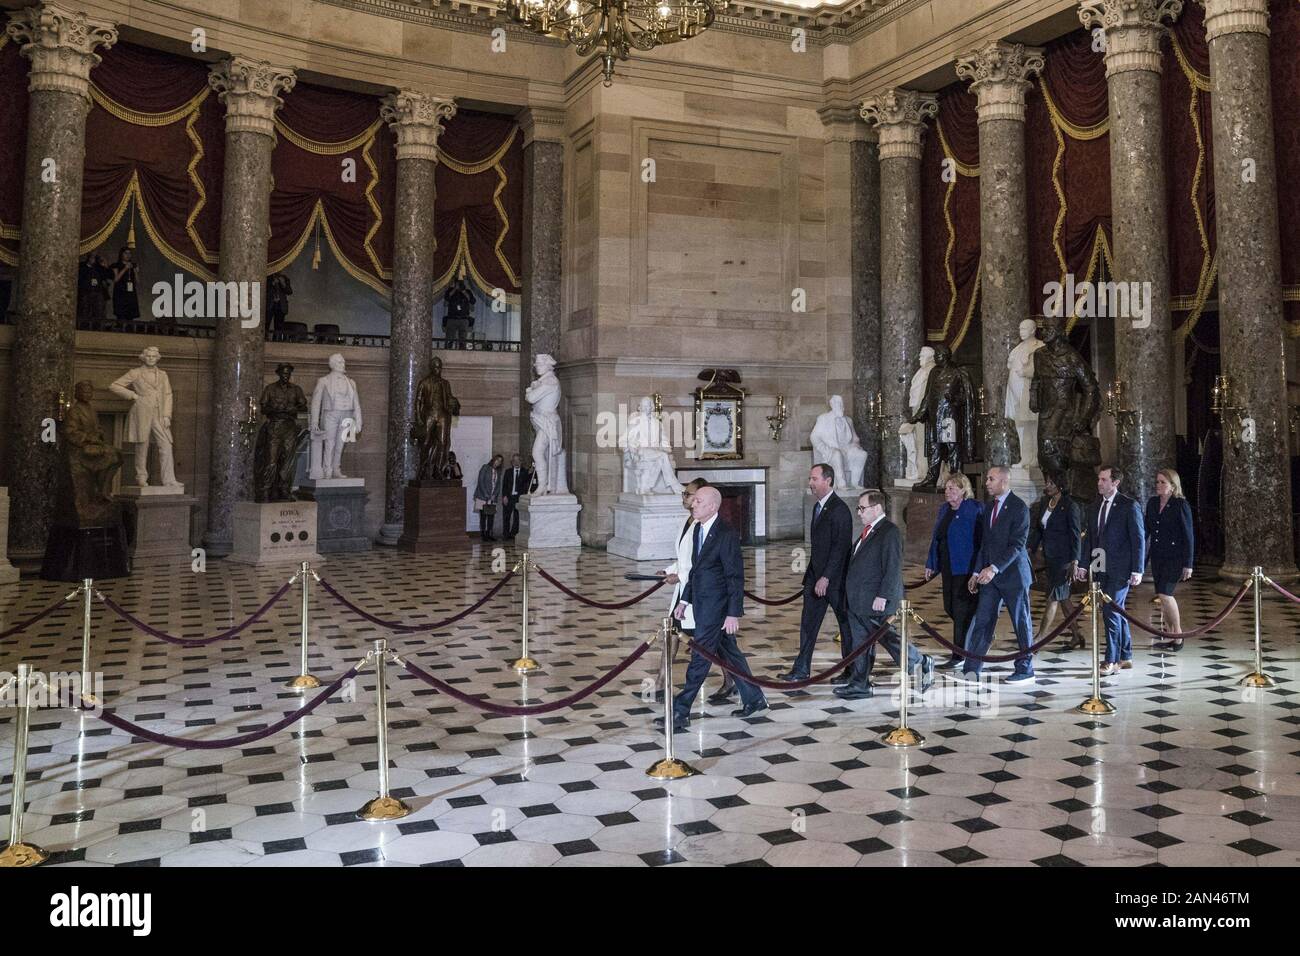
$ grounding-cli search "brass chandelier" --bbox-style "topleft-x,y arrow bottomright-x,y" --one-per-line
501,0 -> 723,86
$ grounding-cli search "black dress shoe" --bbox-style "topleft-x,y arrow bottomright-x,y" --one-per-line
833,683 -> 873,700
651,688 -> 666,703
730,700 -> 768,718
707,690 -> 737,706
935,656 -> 962,671
653,715 -> 690,733
831,672 -> 852,685
779,670 -> 810,683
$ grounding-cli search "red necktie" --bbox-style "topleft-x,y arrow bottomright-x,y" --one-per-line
990,499 -> 1000,527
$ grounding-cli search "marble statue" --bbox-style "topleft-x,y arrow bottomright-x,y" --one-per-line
623,396 -> 684,495
413,356 -> 461,483
898,346 -> 936,481
1005,318 -> 1045,467
59,381 -> 123,526
254,363 -> 309,502
1030,314 -> 1101,494
525,353 -> 567,495
908,345 -> 976,491
811,395 -> 869,489
309,353 -> 363,480
109,346 -> 180,490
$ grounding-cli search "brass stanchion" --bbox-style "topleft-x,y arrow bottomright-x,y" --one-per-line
1240,567 -> 1275,688
357,638 -> 412,821
1074,580 -> 1115,715
646,618 -> 698,779
79,578 -> 99,707
881,601 -> 925,748
509,552 -> 540,674
288,562 -> 321,691
0,664 -> 50,867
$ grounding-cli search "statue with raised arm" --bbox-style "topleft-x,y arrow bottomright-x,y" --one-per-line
525,353 -> 567,495
413,356 -> 461,483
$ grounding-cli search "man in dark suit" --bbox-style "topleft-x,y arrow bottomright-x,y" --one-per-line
659,486 -> 767,732
781,463 -> 853,682
836,489 -> 935,700
961,466 -> 1036,684
501,454 -> 532,540
1075,464 -> 1146,675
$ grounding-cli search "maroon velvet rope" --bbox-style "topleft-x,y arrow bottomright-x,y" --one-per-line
1266,578 -> 1300,605
316,570 -> 515,632
98,582 -> 295,647
398,640 -> 653,716
745,573 -> 934,608
0,596 -> 72,640
76,665 -> 359,750
911,601 -> 1085,663
685,621 -> 889,689
535,566 -> 667,609
1107,581 -> 1251,638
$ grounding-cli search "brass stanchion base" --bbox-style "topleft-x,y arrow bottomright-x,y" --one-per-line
356,795 -> 412,821
1239,671 -> 1276,688
79,693 -> 100,708
288,674 -> 322,691
833,632 -> 841,645
881,726 -> 925,748
646,757 -> 698,780
510,657 -> 540,674
0,842 -> 50,867
1074,696 -> 1116,715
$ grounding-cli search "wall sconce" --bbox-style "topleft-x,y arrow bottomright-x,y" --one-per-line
867,391 -> 888,435
239,395 -> 259,446
1212,373 -> 1255,452
56,389 -> 72,422
1103,379 -> 1136,429
766,395 -> 787,442
652,393 -> 663,419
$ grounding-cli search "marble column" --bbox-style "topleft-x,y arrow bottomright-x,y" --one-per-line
1198,0 -> 1296,582
1079,0 -> 1179,501
201,58 -> 296,556
860,90 -> 937,484
519,106 -> 565,460
377,91 -> 456,546
956,40 -> 1044,467
3,5 -> 117,560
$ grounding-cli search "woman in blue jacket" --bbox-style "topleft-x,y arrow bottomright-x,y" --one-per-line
925,473 -> 983,669
1145,467 -> 1195,650
1028,472 -> 1083,649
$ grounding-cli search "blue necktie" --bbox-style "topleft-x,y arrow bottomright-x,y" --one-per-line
812,500 -> 822,527
694,522 -> 703,560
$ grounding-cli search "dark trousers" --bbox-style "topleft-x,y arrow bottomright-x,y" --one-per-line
962,580 -> 1035,676
844,608 -> 920,687
791,584 -> 851,676
1098,576 -> 1132,663
503,495 -> 521,537
673,618 -> 763,721
941,571 -> 979,659
479,509 -> 495,539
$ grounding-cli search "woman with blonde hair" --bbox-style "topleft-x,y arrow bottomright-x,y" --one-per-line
925,472 -> 983,669
1145,467 -> 1195,650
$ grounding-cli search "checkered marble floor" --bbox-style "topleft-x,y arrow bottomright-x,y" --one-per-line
2,543 -> 1299,867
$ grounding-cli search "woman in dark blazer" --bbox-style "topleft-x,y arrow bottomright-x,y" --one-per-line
925,473 -> 983,669
1145,467 -> 1195,650
1028,472 -> 1083,648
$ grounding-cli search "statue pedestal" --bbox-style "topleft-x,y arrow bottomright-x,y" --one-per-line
398,482 -> 469,552
1007,464 -> 1043,506
899,490 -> 944,567
229,501 -> 323,566
802,489 -> 865,544
607,493 -> 683,562
0,488 -> 20,585
299,481 -> 370,553
41,524 -> 130,581
518,494 -> 582,550
117,492 -> 196,563
120,483 -> 186,497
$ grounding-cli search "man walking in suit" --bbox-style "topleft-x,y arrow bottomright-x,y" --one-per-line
502,454 -> 532,540
961,466 -> 1036,684
782,464 -> 853,682
836,489 -> 935,700
1074,464 -> 1146,675
658,486 -> 767,732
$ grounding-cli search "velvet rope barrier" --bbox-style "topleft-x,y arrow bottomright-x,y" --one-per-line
396,640 -> 653,716
910,602 -> 1085,663
97,582 -> 296,647
535,566 -> 666,609
1106,581 -> 1251,638
0,593 -> 75,640
744,573 -> 934,608
1266,577 -> 1300,605
316,570 -> 516,632
76,665 -> 359,750
684,621 -> 889,690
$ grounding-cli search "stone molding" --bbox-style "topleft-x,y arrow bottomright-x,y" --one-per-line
1196,0 -> 1269,40
860,88 -> 936,161
519,106 -> 566,147
1078,0 -> 1183,76
5,2 -> 117,102
208,57 -> 297,138
955,40 -> 1045,124
381,90 -> 458,161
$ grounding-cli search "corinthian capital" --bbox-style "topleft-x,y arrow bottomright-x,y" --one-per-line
1195,0 -> 1269,40
381,91 -> 457,161
1078,0 -> 1183,75
955,40 -> 1045,123
5,3 -> 118,101
208,57 -> 296,138
859,89 -> 938,161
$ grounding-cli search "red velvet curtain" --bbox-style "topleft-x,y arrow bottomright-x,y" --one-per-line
0,35 -> 30,265
1271,0 -> 1300,329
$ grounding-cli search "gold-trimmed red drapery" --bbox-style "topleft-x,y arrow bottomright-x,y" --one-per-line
0,33 -> 29,266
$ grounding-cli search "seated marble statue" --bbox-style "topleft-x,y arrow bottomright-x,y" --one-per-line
810,395 -> 868,489
57,380 -> 124,527
622,396 -> 684,495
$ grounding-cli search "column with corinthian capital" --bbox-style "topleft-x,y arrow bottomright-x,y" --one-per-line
860,90 -> 937,484
201,57 -> 296,556
1197,0 -> 1296,584
3,4 -> 117,561
1078,0 -> 1179,502
377,91 -> 456,545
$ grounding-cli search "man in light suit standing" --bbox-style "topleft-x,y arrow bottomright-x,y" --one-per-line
1075,464 -> 1145,675
960,466 -> 1036,684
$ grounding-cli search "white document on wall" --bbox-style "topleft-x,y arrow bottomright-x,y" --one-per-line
450,415 -> 493,532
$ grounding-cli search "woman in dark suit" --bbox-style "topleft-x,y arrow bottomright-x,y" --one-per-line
1029,472 -> 1083,648
924,473 -> 983,669
1146,467 -> 1195,650
111,246 -> 141,322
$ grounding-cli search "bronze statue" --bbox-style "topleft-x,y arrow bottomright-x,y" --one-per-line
254,363 -> 310,502
1029,314 -> 1101,496
57,380 -> 124,527
413,356 -> 461,483
908,345 -> 975,491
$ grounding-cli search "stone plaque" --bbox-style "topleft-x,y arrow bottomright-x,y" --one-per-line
229,501 -> 323,566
